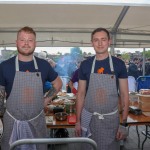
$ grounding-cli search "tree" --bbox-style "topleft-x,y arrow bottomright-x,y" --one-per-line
1,49 -> 18,60
144,50 -> 150,58
121,52 -> 130,61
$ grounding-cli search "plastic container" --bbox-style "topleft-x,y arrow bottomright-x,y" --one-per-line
68,115 -> 76,124
64,101 -> 75,114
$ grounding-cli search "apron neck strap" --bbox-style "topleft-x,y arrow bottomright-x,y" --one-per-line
108,53 -> 114,74
91,53 -> 114,73
15,55 -> 38,71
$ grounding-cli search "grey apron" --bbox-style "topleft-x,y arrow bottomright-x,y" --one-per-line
81,53 -> 120,150
1,56 -> 47,150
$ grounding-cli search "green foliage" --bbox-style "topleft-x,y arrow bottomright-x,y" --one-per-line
121,52 -> 130,61
144,50 -> 150,58
2,50 -> 18,60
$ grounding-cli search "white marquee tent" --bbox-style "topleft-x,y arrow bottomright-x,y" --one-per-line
0,0 -> 150,52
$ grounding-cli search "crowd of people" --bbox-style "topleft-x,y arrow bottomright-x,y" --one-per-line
116,54 -> 150,92
0,26 -> 131,150
117,54 -> 150,78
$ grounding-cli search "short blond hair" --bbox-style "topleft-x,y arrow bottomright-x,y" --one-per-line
17,26 -> 36,38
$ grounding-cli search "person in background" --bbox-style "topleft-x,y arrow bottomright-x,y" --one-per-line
43,58 -> 66,93
116,54 -> 122,60
124,59 -> 129,71
68,60 -> 82,94
48,58 -> 66,77
38,51 -> 53,93
38,51 -> 47,60
128,57 -> 140,79
145,58 -> 150,75
0,26 -> 62,150
137,59 -> 143,75
75,27 -> 129,150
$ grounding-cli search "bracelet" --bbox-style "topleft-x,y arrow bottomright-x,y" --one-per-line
121,122 -> 128,127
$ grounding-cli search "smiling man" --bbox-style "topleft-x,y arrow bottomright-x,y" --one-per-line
0,26 -> 62,150
75,27 -> 129,150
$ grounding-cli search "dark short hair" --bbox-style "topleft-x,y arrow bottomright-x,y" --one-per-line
117,54 -> 122,57
133,57 -> 138,61
17,26 -> 36,38
91,27 -> 110,40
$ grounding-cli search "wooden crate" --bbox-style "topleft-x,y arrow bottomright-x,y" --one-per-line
139,95 -> 150,111
129,94 -> 139,102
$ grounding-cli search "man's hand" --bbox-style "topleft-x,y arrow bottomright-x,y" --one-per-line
44,97 -> 52,114
75,122 -> 81,137
116,125 -> 128,140
44,97 -> 52,108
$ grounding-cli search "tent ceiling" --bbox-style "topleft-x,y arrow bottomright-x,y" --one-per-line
0,3 -> 150,48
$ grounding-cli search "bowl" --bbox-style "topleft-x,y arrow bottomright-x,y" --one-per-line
47,104 -> 55,113
53,105 -> 65,114
55,112 -> 68,121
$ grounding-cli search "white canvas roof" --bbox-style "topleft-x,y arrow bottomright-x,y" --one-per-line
0,1 -> 150,48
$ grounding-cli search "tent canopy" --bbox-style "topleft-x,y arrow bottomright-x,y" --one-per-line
0,1 -> 150,48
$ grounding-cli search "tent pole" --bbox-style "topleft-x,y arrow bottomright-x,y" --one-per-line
110,34 -> 116,55
142,48 -> 146,76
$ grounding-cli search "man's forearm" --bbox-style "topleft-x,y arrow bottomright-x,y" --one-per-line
44,86 -> 57,99
0,85 -> 6,116
122,98 -> 129,123
44,86 -> 58,108
76,94 -> 85,123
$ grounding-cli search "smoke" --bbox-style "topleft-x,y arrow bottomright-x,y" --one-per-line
56,54 -> 77,78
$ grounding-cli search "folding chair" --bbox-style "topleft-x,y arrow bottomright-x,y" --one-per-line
128,76 -> 136,92
136,76 -> 150,92
136,76 -> 150,149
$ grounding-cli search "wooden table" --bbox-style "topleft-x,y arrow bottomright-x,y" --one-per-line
46,113 -> 76,138
46,113 -> 75,129
46,101 -> 150,149
120,101 -> 150,150
46,92 -> 76,129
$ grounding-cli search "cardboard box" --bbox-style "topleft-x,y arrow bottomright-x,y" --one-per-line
139,95 -> 150,111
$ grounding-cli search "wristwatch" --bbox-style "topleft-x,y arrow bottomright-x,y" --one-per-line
121,119 -> 128,127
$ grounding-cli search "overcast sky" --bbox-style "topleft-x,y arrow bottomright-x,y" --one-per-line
0,47 -> 147,55
35,47 -> 145,54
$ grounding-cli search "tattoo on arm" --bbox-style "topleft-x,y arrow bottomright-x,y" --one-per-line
44,86 -> 57,98
0,86 -> 6,116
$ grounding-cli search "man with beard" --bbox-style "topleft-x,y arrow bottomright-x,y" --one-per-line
0,26 -> 62,150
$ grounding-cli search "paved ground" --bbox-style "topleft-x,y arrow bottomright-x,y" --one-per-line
47,125 -> 150,150
1,122 -> 150,150
123,125 -> 150,150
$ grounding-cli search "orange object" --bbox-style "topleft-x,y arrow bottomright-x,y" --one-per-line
68,115 -> 76,124
97,67 -> 104,74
